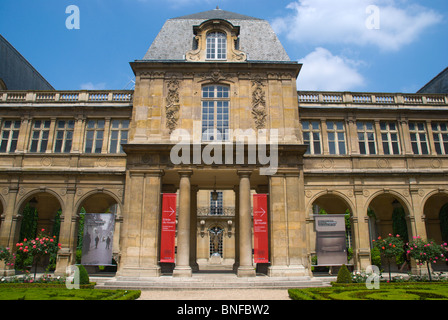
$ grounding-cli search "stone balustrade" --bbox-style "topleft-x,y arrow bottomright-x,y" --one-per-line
0,90 -> 133,103
298,91 -> 448,107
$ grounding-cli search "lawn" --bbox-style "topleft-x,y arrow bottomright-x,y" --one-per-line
288,282 -> 448,300
0,284 -> 141,300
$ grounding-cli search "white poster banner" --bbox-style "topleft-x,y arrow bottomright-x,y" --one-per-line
81,213 -> 115,265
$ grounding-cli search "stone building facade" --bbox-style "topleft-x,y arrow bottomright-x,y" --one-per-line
0,9 -> 447,279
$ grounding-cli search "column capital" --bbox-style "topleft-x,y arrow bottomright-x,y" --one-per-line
237,170 -> 252,177
178,169 -> 193,177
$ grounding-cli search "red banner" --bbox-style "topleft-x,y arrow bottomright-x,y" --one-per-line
253,194 -> 269,263
160,193 -> 177,263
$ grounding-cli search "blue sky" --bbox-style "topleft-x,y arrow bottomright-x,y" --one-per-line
0,0 -> 446,93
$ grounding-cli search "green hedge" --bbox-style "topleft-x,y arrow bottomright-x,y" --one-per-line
289,283 -> 448,300
0,286 -> 141,300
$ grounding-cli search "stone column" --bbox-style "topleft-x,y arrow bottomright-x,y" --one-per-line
173,170 -> 193,277
116,169 -> 163,278
0,186 -> 20,276
232,185 -> 240,272
189,185 -> 199,272
268,170 -> 308,277
237,170 -> 255,277
54,186 -> 77,277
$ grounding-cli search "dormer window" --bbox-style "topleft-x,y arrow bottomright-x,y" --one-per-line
206,32 -> 227,60
186,19 -> 246,62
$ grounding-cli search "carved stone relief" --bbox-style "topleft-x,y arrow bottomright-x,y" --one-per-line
165,77 -> 180,134
251,79 -> 267,129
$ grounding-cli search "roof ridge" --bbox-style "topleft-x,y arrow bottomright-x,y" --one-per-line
172,8 -> 262,20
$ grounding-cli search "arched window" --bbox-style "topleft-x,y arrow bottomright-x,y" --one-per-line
201,85 -> 230,141
206,32 -> 226,60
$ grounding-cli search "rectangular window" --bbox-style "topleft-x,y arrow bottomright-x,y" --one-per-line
85,120 -> 104,153
210,191 -> 223,215
109,119 -> 129,153
202,85 -> 229,141
357,121 -> 376,155
409,122 -> 429,155
206,32 -> 227,60
432,122 -> 448,155
380,121 -> 400,155
30,119 -> 51,153
0,120 -> 21,153
54,120 -> 74,153
326,121 -> 346,155
302,120 -> 321,155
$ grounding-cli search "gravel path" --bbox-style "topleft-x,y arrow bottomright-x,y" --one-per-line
138,289 -> 291,300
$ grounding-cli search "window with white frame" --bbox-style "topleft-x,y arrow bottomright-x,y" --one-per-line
432,122 -> 448,155
0,120 -> 20,153
206,32 -> 227,60
357,121 -> 376,155
29,119 -> 51,153
380,121 -> 400,155
210,191 -> 223,215
326,121 -> 346,155
109,119 -> 129,153
409,122 -> 429,155
302,120 -> 321,155
54,120 -> 74,153
85,120 -> 104,154
201,85 -> 230,141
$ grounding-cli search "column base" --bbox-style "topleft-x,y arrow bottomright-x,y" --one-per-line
173,266 -> 192,277
237,266 -> 256,277
268,265 -> 308,277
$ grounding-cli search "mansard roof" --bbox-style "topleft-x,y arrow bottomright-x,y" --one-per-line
142,8 -> 290,62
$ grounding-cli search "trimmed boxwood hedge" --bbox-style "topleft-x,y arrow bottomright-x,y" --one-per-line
0,283 -> 141,300
289,282 -> 448,300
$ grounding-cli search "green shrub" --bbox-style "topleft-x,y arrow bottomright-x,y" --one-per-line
78,265 -> 90,285
336,264 -> 352,283
371,247 -> 381,269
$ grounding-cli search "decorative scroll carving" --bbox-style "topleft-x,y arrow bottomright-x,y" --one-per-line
230,35 -> 246,61
199,69 -> 234,83
251,79 -> 267,129
197,206 -> 236,216
186,36 -> 201,61
165,77 -> 180,134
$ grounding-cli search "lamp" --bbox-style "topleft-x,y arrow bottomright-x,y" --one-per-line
391,199 -> 401,209
200,220 -> 206,238
29,197 -> 38,208
227,220 -> 233,238
211,176 -> 219,201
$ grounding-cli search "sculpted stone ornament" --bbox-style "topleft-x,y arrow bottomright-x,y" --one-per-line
165,78 -> 180,133
252,79 -> 267,129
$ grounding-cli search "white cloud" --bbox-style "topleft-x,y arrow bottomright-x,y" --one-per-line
80,82 -> 107,90
272,0 -> 442,51
297,47 -> 365,91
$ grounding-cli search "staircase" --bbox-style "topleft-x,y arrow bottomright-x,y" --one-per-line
95,272 -> 329,290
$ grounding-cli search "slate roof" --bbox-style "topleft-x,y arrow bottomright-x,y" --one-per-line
142,8 -> 290,62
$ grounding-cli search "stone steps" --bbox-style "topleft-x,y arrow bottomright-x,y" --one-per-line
95,275 -> 329,290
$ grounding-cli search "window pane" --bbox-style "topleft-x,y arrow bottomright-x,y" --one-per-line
339,142 -> 346,155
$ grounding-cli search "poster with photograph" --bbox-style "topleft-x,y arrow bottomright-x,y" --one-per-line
314,214 -> 347,265
81,213 -> 115,265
